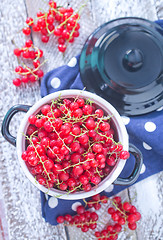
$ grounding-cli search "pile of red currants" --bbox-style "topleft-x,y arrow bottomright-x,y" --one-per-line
21,96 -> 130,192
13,40 -> 45,86
23,1 -> 81,52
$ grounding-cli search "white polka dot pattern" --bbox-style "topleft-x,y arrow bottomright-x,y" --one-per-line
51,77 -> 61,89
48,197 -> 58,208
144,122 -> 156,132
67,57 -> 77,67
156,106 -> 163,111
140,163 -> 146,174
121,116 -> 130,125
143,142 -> 152,150
104,184 -> 114,193
71,202 -> 82,211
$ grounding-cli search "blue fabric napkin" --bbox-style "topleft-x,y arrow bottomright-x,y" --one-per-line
40,21 -> 163,226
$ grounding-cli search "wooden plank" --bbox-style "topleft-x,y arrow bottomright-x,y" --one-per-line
155,0 -> 163,18
90,0 -> 158,26
0,0 -> 66,239
128,172 -> 163,240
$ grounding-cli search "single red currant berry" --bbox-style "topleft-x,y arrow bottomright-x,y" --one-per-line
67,177 -> 76,187
91,175 -> 101,185
83,183 -> 91,192
76,205 -> 85,214
73,108 -> 83,118
25,39 -> 33,48
134,212 -> 141,221
70,141 -> 80,152
120,150 -> 130,160
127,214 -> 137,224
21,151 -> 28,161
128,222 -> 137,230
15,65 -> 23,73
38,176 -> 46,185
64,214 -> 72,222
78,134 -> 89,145
81,225 -> 89,232
95,232 -> 101,238
32,24 -> 40,32
123,202 -> 132,211
41,35 -> 49,43
58,37 -> 65,44
62,29 -> 70,39
101,229 -> 108,236
86,118 -> 96,130
71,125 -> 81,136
118,217 -> 126,225
22,27 -> 31,35
90,212 -> 98,221
79,175 -> 89,185
58,44 -> 66,52
99,122 -> 110,132
100,195 -> 108,203
111,212 -> 120,221
76,98 -> 85,107
35,49 -> 43,58
21,76 -> 29,83
73,30 -> 79,38
113,223 -> 122,233
35,69 -> 44,78
13,78 -> 21,86
129,205 -> 137,213
93,143 -> 103,153
72,165 -> 83,176
59,172 -> 69,181
56,216 -> 64,224
106,156 -> 116,166
14,48 -> 22,56
26,17 -> 34,26
33,60 -> 40,68
49,0 -> 57,8
107,207 -> 115,215
28,115 -> 37,124
113,196 -> 121,204
44,121 -> 53,132
47,15 -> 54,24
82,105 -> 93,115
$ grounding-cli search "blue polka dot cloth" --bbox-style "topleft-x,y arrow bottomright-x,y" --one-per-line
40,21 -> 163,226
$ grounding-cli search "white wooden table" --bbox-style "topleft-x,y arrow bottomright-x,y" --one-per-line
0,0 -> 163,239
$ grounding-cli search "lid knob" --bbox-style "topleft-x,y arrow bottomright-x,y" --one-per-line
122,49 -> 143,72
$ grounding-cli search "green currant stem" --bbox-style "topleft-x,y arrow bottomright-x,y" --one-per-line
22,133 -> 51,181
111,200 -> 126,217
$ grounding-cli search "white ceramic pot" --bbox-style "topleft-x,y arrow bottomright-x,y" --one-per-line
2,90 -> 143,199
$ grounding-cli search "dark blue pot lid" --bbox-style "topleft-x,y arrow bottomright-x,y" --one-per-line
79,17 -> 163,116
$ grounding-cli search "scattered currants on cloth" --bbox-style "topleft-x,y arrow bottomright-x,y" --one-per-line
57,194 -> 141,239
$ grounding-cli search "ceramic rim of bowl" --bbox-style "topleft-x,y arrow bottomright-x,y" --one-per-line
16,90 -> 128,200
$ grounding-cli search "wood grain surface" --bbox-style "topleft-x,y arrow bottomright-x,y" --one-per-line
0,0 -> 163,240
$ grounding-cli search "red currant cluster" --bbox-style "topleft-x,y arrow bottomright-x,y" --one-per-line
13,40 -> 46,87
94,196 -> 141,239
108,196 -> 141,230
57,205 -> 99,232
23,1 -> 81,52
22,97 -> 130,192
56,194 -> 141,239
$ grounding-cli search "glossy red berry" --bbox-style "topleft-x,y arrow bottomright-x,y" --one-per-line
22,27 -> 31,35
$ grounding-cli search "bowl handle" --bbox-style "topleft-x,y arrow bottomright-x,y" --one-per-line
114,143 -> 143,186
1,105 -> 31,147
